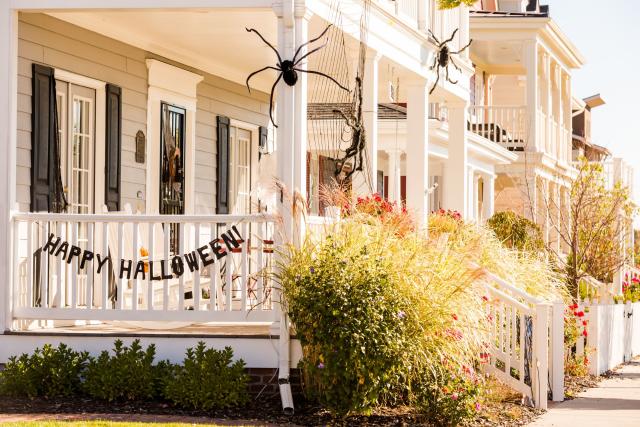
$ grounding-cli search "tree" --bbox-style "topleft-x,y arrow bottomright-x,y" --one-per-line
487,211 -> 545,253
543,158 -> 635,296
437,0 -> 476,9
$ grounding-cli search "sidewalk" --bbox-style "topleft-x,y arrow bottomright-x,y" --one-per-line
529,360 -> 640,427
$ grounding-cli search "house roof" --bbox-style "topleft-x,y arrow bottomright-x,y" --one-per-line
469,10 -> 548,18
584,94 -> 606,109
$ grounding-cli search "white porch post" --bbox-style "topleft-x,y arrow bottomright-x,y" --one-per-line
0,4 -> 18,332
523,40 -> 539,151
482,173 -> 495,223
405,79 -> 429,228
472,172 -> 480,222
443,103 -> 469,218
293,4 -> 310,244
386,149 -> 402,204
353,51 -> 380,196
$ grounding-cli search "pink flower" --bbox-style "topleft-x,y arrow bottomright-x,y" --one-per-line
475,402 -> 482,411
451,392 -> 459,400
317,362 -> 325,369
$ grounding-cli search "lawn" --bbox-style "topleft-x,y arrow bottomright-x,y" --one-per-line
4,422 -> 244,427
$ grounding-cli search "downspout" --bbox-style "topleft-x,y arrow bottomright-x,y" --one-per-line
277,0 -> 295,416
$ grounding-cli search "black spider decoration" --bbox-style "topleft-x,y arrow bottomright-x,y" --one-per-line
428,28 -> 472,95
245,24 -> 350,128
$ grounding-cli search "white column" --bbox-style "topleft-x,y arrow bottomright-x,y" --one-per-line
543,53 -> 552,155
472,173 -> 480,222
386,149 -> 402,204
275,7 -> 296,244
482,173 -> 495,223
0,4 -> 18,332
405,79 -> 429,228
523,40 -> 539,151
293,5 -> 311,244
443,103 -> 469,218
353,51 -> 380,196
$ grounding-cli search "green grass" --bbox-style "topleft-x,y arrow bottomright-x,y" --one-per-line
4,422 -> 240,427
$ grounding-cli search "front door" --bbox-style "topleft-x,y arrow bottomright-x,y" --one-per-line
160,103 -> 186,252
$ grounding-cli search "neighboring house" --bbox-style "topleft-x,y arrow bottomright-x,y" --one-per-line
468,0 -> 585,254
572,94 -> 636,266
0,0 -> 517,404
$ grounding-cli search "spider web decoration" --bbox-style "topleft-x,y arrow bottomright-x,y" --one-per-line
306,0 -> 373,195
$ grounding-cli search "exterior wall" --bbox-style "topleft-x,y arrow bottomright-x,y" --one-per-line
494,174 -> 531,218
16,13 -> 271,215
491,75 -> 525,106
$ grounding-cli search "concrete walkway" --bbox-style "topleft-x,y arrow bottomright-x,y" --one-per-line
529,360 -> 640,427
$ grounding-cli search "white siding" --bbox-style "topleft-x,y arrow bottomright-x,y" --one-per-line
17,13 -> 271,214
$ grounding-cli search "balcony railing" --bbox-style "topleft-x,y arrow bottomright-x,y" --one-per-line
380,0 -> 423,29
11,212 -> 277,327
468,105 -> 527,151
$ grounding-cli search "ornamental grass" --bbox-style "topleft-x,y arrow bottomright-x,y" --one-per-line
277,188 -> 568,422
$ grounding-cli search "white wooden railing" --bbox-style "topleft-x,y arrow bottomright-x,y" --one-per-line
11,212 -> 277,325
380,0 -> 423,29
468,105 -> 527,150
428,0 -> 464,53
481,269 -> 564,408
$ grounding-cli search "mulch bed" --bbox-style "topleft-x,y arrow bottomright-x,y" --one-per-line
0,390 -> 543,426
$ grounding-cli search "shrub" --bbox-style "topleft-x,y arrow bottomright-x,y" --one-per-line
280,192 -> 488,420
487,211 -> 544,253
0,343 -> 89,398
163,343 -> 249,410
83,339 -> 158,401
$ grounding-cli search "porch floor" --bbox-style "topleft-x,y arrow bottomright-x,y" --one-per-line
8,322 -> 274,338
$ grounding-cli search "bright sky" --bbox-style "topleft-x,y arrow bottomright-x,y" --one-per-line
548,0 -> 640,206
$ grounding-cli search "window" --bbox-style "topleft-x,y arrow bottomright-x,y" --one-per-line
229,125 -> 252,214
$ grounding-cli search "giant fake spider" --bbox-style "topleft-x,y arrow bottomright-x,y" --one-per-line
428,28 -> 472,95
245,24 -> 350,127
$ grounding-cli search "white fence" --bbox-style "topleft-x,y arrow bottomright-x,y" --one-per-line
577,300 -> 640,375
481,269 -> 564,409
11,212 -> 277,326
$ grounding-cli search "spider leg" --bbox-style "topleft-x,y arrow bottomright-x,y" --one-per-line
246,66 -> 281,93
246,28 -> 282,64
268,73 -> 283,128
445,66 -> 458,85
292,24 -> 332,63
442,28 -> 459,45
449,57 -> 462,73
430,53 -> 438,70
429,68 -> 440,95
451,39 -> 473,55
294,68 -> 350,92
293,41 -> 329,66
428,29 -> 441,46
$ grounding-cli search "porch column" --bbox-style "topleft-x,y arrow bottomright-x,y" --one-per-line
405,78 -> 429,228
469,167 -> 476,221
543,53 -> 552,155
443,103 -> 469,218
523,40 -> 539,151
0,4 -> 18,332
293,5 -> 311,243
275,5 -> 296,244
482,173 -> 495,223
386,149 -> 402,205
353,51 -> 380,196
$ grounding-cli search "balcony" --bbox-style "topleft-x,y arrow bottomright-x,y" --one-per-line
468,105 -> 527,151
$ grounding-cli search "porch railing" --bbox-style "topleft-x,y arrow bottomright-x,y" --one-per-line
468,105 -> 527,151
11,212 -> 277,326
481,268 -> 564,408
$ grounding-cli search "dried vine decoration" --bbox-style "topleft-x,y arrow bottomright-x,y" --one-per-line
245,24 -> 350,128
332,76 -> 365,181
428,28 -> 472,95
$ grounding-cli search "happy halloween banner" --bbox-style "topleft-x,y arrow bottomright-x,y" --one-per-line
38,225 -> 244,281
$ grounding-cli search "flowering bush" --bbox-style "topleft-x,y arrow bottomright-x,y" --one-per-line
564,303 -> 590,377
280,194 -> 488,421
342,193 -> 414,235
622,272 -> 640,302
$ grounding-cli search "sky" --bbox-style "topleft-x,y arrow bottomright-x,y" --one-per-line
548,0 -> 640,204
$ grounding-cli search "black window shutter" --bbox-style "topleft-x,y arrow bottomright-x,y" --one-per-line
105,84 -> 122,211
31,64 -> 56,212
258,125 -> 268,160
216,115 -> 231,214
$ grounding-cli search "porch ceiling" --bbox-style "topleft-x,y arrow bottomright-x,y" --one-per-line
470,39 -> 525,74
47,9 -> 280,92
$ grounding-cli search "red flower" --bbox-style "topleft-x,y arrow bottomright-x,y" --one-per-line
582,320 -> 588,326
452,313 -> 458,321
577,311 -> 585,318
482,295 -> 489,302
583,329 -> 588,337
